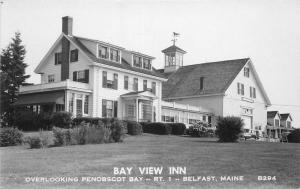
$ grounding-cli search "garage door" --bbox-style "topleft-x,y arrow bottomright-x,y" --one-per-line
242,116 -> 252,131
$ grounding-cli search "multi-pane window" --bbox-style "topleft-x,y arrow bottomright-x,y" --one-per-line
237,82 -> 244,95
250,87 -> 256,98
244,67 -> 250,77
133,78 -> 138,91
98,45 -> 109,59
200,77 -> 204,91
84,96 -> 89,114
102,71 -> 118,90
48,75 -> 55,83
102,100 -> 117,118
275,119 -> 280,127
73,70 -> 89,83
143,58 -> 151,70
203,115 -> 207,122
151,82 -> 156,95
133,55 -> 142,68
69,93 -> 74,114
143,80 -> 147,91
70,49 -> 78,62
110,48 -> 120,62
124,76 -> 129,90
54,52 -> 62,65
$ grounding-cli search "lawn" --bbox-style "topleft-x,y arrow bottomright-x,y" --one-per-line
0,133 -> 299,189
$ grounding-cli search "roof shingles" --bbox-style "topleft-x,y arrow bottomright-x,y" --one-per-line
67,35 -> 166,79
162,58 -> 249,98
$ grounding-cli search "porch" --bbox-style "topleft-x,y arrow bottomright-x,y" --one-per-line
121,91 -> 157,122
14,80 -> 92,116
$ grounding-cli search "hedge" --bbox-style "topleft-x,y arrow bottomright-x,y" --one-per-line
141,122 -> 172,135
287,129 -> 300,143
53,118 -> 126,146
126,121 -> 143,135
166,123 -> 186,135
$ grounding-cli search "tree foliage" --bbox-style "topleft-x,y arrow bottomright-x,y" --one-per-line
0,32 -> 30,126
216,116 -> 244,142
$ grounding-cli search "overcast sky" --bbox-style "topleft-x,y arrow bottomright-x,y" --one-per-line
1,0 -> 300,127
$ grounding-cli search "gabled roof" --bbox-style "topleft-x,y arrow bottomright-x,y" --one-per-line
162,58 -> 249,98
267,111 -> 280,119
34,34 -> 166,79
162,58 -> 271,105
162,45 -> 186,54
280,113 -> 292,121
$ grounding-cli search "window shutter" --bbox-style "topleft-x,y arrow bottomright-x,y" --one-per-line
54,53 -> 58,65
250,87 -> 252,98
102,99 -> 107,117
152,82 -> 156,95
113,73 -> 118,90
237,83 -> 240,94
113,101 -> 118,118
241,84 -> 244,95
253,88 -> 256,98
73,71 -> 77,81
143,80 -> 147,91
84,69 -> 89,83
102,71 -> 107,88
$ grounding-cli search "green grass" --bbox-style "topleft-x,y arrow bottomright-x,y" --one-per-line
0,134 -> 299,189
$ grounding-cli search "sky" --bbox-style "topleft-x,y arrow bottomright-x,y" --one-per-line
1,0 -> 300,127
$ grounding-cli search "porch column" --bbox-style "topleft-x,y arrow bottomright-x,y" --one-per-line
136,98 -> 139,122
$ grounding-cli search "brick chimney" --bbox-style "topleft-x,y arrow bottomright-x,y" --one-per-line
62,16 -> 73,35
61,16 -> 72,80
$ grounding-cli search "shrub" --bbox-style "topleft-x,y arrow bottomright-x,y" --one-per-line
215,116 -> 243,142
167,123 -> 186,135
110,119 -> 126,142
0,127 -> 23,147
51,111 -> 72,128
126,121 -> 143,135
188,121 -> 213,137
14,110 -> 38,131
25,136 -> 43,149
287,129 -> 300,143
141,122 -> 172,135
52,127 -> 69,146
52,119 -> 126,146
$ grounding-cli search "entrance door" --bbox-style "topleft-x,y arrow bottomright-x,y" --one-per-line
242,116 -> 252,132
76,99 -> 82,117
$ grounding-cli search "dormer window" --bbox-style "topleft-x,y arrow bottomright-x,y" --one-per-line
110,48 -> 120,62
143,58 -> 151,70
133,55 -> 142,67
98,45 -> 109,59
133,55 -> 152,70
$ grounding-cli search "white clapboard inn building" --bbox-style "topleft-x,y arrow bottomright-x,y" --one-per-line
15,16 -> 213,126
158,44 -> 272,135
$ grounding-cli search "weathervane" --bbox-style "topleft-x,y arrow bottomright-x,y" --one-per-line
172,32 -> 180,45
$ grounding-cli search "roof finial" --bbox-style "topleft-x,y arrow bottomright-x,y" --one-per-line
172,32 -> 180,45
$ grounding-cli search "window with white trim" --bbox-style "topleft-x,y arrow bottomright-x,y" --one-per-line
237,82 -> 244,95
244,67 -> 250,77
48,75 -> 55,83
98,45 -> 109,59
250,86 -> 256,98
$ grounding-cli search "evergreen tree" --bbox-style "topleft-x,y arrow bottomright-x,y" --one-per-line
0,32 -> 30,126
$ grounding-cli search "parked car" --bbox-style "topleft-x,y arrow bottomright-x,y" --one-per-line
241,131 -> 258,140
